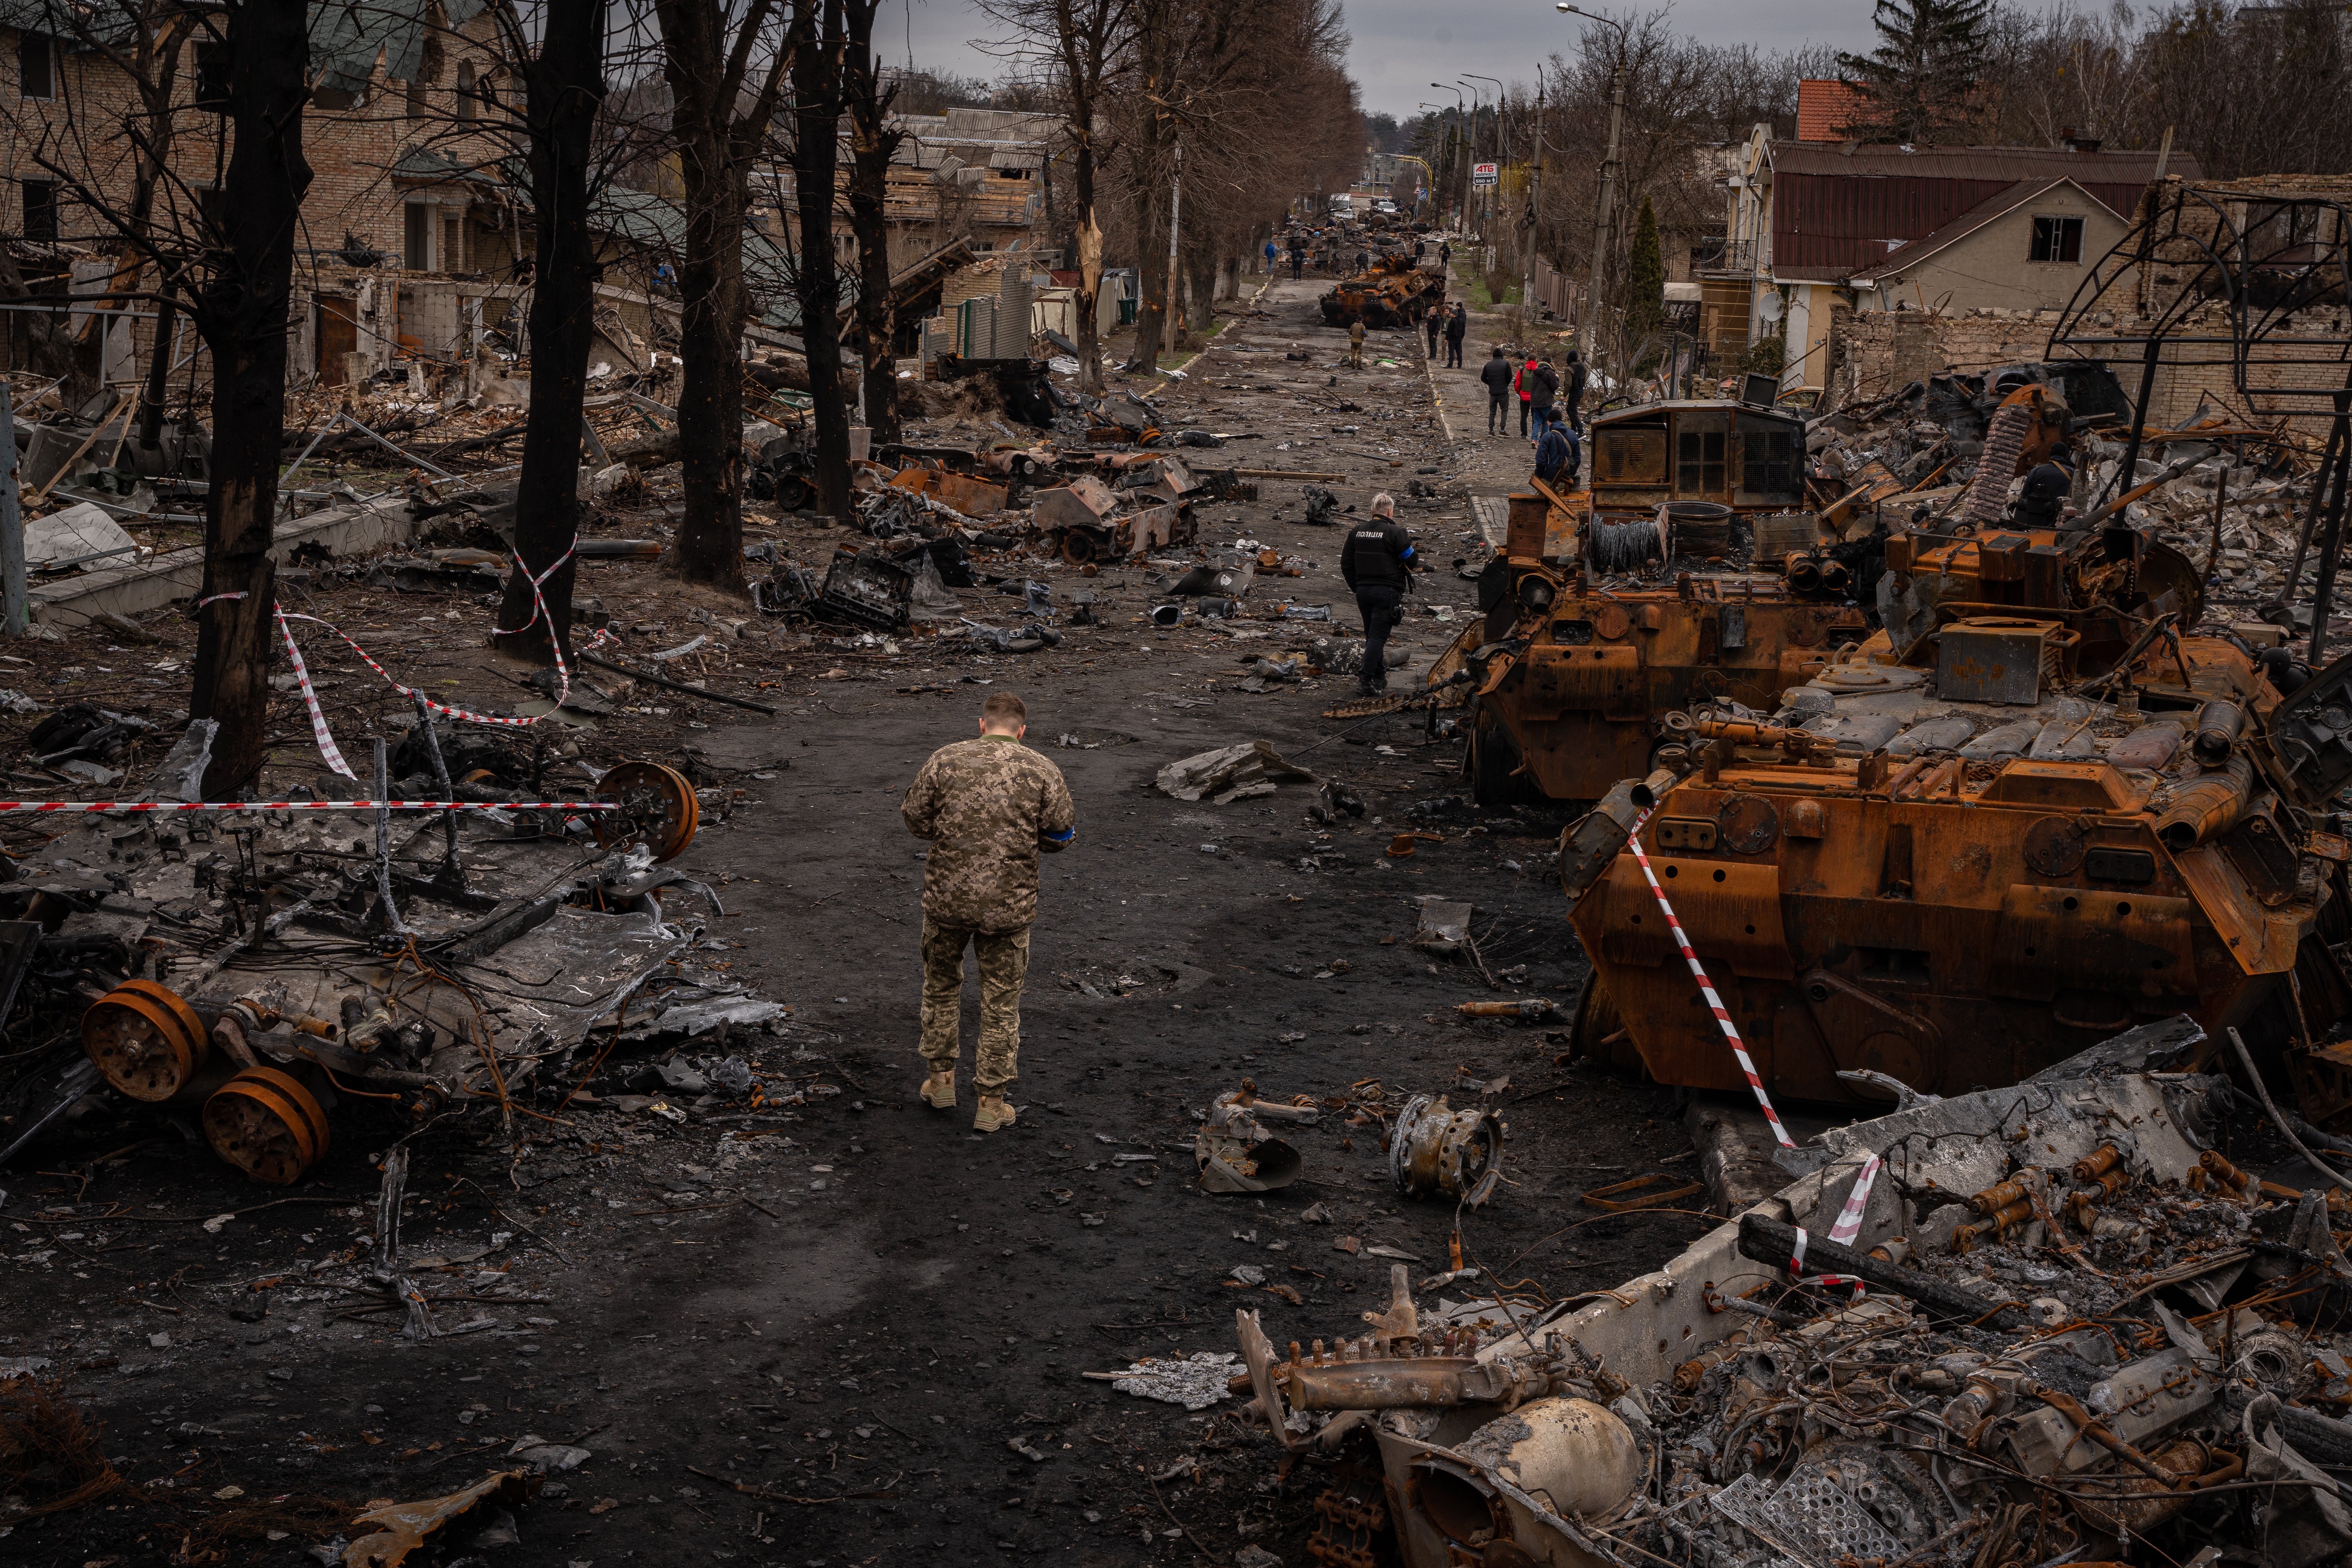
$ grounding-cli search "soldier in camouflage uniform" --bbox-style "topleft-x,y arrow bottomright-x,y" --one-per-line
900,691 -> 1077,1131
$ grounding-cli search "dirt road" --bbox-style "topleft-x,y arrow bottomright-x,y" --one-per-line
0,269 -> 1705,1567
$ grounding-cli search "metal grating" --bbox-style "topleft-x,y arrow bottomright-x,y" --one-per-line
1707,1462 -> 1909,1568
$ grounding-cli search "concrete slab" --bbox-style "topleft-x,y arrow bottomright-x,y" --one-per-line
29,492 -> 416,629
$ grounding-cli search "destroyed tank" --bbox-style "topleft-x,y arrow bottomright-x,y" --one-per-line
1556,596 -> 2352,1107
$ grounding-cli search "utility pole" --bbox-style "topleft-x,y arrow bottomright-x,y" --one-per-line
1561,4 -> 1627,367
1467,73 -> 1503,266
1521,68 -> 1547,337
1167,135 -> 1183,341
1434,82 -> 1466,230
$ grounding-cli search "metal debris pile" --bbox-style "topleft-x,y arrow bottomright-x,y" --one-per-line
1205,1023 -> 2352,1568
0,715 -> 803,1191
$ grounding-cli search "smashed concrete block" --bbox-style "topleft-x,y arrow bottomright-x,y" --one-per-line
25,501 -> 135,568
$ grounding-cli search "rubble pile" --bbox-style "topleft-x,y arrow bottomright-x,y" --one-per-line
1806,365 -> 2330,627
1207,1022 -> 2352,1568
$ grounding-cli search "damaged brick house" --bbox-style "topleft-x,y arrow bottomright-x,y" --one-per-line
0,0 -> 775,405
1700,81 -> 2196,398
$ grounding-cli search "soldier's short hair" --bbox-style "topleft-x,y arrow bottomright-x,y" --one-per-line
981,692 -> 1027,727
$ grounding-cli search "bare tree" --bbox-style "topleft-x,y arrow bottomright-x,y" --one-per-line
842,0 -> 906,443
189,0 -> 312,798
486,0 -> 609,664
659,0 -> 795,584
787,0 -> 855,527
979,0 -> 1135,396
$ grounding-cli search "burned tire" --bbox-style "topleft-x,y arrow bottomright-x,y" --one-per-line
1570,978 -> 1647,1077
772,474 -> 814,512
1466,722 -> 1537,808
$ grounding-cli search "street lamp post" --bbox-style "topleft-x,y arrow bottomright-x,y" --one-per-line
1557,3 -> 1626,367
1432,83 -> 1466,229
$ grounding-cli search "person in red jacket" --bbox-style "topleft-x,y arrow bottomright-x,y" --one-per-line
1512,355 -> 1539,437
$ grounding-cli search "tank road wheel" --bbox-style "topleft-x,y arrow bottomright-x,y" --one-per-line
1571,977 -> 1647,1077
593,761 -> 701,863
1060,529 -> 1100,568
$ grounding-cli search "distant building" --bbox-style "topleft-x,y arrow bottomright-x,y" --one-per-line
1702,135 -> 2198,395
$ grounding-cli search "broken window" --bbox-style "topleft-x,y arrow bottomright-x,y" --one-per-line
405,203 -> 433,270
21,180 -> 56,243
194,42 -> 229,112
456,61 -> 474,121
2029,215 -> 2083,264
18,33 -> 51,101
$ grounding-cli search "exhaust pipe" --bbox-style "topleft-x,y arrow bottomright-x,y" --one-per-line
2192,699 -> 2245,765
1819,557 -> 1853,593
1785,552 -> 1821,592
2157,753 -> 2254,849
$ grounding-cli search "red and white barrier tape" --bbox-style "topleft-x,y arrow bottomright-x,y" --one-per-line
1618,806 -> 1885,1303
1791,1153 -> 1884,1299
276,603 -> 356,780
247,542 -> 620,777
0,799 -> 618,814
1622,807 -> 1795,1150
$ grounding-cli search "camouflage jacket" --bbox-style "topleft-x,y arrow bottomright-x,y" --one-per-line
901,735 -> 1077,932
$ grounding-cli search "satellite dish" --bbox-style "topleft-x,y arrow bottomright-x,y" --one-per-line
1759,291 -> 1784,323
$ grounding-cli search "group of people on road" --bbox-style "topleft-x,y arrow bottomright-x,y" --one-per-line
1477,345 -> 1586,487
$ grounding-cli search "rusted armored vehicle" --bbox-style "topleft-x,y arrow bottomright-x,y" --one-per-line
1557,611 -> 2352,1107
1317,258 -> 1445,329
1440,380 -> 2211,809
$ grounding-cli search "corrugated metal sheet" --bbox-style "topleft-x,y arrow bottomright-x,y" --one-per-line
1766,143 -> 2202,281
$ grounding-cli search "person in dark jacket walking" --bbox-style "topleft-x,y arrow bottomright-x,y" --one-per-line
1288,235 -> 1304,279
1339,494 -> 1414,696
1479,347 -> 1515,434
1443,303 -> 1467,367
1425,301 -> 1443,358
1534,420 -> 1580,489
1527,356 -> 1561,443
2013,443 -> 2075,528
1562,349 -> 1589,433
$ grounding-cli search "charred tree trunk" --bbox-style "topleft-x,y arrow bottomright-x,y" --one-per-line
790,0 -> 853,525
188,0 -> 311,800
1127,181 -> 1168,371
134,296 -> 176,448
666,0 -> 753,585
843,1 -> 903,444
662,0 -> 794,583
494,0 -> 604,660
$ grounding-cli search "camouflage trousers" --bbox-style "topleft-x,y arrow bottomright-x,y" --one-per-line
918,919 -> 1031,1093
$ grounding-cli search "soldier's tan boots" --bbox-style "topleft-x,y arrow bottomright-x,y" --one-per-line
973,1094 -> 1016,1133
921,1070 -> 956,1110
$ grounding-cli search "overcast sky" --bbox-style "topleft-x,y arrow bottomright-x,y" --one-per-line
890,0 -> 1882,122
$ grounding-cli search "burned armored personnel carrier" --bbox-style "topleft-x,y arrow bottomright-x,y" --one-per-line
1318,256 -> 1446,330
1556,605 -> 2348,1108
1436,378 -> 2183,809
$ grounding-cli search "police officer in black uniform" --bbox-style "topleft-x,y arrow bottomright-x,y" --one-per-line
2013,442 -> 2074,529
1341,493 -> 1414,696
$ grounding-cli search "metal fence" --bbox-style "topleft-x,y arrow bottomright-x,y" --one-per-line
1529,256 -> 1581,325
